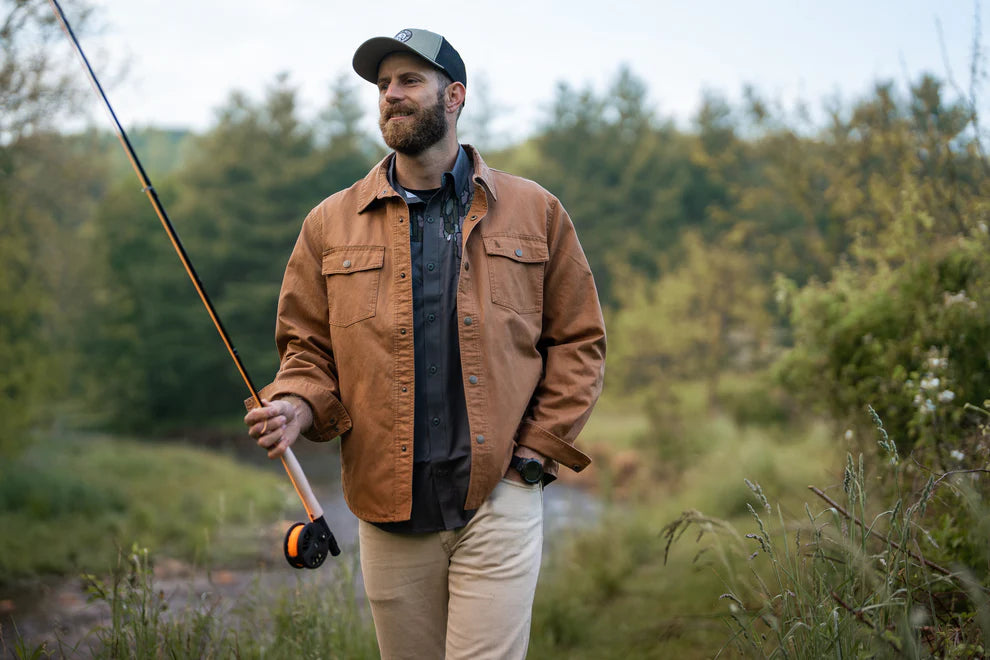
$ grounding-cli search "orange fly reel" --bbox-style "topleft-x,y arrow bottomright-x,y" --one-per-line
284,516 -> 340,569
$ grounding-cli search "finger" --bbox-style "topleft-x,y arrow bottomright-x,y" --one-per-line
266,429 -> 292,459
250,415 -> 286,438
256,425 -> 285,451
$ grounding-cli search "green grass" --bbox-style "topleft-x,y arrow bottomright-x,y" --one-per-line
530,415 -> 841,658
0,432 -> 289,582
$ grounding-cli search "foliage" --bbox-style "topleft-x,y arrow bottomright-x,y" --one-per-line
661,409 -> 990,658
776,74 -> 990,459
0,433 -> 287,581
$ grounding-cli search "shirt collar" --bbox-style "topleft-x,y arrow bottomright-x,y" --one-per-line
387,145 -> 471,204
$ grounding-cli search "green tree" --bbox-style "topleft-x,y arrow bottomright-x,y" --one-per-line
0,0 -> 105,454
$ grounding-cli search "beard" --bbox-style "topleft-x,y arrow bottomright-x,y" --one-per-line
379,89 -> 448,155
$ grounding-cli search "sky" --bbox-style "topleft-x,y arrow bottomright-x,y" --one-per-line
70,0 -> 987,143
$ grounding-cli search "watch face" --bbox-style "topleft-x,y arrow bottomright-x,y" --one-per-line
521,460 -> 543,483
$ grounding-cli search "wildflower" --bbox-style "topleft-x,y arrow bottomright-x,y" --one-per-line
979,221 -> 988,234
844,429 -> 853,441
938,389 -> 955,403
920,376 -> 940,391
950,449 -> 965,461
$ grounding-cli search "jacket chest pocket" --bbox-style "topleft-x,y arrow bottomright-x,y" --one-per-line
483,235 -> 549,314
322,246 -> 385,327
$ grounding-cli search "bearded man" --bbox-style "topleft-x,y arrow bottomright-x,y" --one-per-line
244,28 -> 606,660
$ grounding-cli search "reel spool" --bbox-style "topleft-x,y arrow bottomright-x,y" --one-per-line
284,516 -> 341,569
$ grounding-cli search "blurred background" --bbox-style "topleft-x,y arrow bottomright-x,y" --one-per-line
2,0 -> 990,657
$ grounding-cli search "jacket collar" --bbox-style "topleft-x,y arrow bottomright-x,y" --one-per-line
356,143 -> 497,213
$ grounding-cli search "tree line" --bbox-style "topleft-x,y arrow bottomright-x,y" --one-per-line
2,0 -> 988,475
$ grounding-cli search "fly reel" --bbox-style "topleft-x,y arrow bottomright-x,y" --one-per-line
284,516 -> 341,569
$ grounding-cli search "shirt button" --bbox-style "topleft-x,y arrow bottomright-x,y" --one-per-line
400,328 -> 407,335
401,386 -> 408,392
429,364 -> 438,375
475,434 -> 485,444
401,445 -> 407,452
400,272 -> 406,278
432,417 -> 440,426
342,259 -> 351,268
464,316 -> 472,325
464,262 -> 470,271
427,313 -> 436,322
514,248 -> 523,257
468,375 -> 478,384
470,215 -> 478,220
427,216 -> 435,223
427,262 -> 435,271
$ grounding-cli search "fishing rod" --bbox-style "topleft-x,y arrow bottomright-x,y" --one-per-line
48,0 -> 339,568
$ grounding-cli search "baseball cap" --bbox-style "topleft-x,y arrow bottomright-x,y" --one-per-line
353,29 -> 467,88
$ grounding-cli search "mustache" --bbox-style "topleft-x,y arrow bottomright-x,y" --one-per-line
382,103 -> 418,120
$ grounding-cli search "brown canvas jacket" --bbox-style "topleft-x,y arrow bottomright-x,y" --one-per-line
248,146 -> 606,522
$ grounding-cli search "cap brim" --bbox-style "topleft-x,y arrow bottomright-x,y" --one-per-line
353,37 -> 423,84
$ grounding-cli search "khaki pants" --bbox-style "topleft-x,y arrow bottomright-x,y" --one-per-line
358,478 -> 544,660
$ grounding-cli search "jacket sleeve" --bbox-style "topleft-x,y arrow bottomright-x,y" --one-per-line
515,196 -> 606,479
244,209 -> 352,442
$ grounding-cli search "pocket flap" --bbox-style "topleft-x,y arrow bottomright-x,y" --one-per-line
482,235 -> 549,263
322,246 -> 385,275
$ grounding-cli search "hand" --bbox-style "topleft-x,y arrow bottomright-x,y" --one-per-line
504,445 -> 546,485
244,397 -> 312,459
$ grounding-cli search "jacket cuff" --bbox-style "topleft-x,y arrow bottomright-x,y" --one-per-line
516,421 -> 592,474
243,381 -> 351,442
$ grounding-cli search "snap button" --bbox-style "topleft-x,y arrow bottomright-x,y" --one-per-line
468,375 -> 478,384
475,435 -> 485,444
401,445 -> 407,452
515,248 -> 523,257
464,316 -> 472,325
342,259 -> 351,268
400,328 -> 407,335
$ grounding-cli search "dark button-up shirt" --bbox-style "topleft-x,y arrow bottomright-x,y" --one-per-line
375,146 -> 475,533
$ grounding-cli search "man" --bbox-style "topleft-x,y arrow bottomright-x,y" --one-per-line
244,28 -> 605,659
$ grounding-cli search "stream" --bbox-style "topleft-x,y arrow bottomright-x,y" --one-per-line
0,439 -> 603,655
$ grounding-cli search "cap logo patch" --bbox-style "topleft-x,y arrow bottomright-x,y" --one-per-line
395,29 -> 413,42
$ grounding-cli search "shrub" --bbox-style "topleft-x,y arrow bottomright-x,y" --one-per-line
662,408 -> 990,657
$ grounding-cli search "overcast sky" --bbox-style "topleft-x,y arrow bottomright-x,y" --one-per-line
74,0 -> 987,143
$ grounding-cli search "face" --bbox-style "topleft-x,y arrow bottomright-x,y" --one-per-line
377,52 -> 450,155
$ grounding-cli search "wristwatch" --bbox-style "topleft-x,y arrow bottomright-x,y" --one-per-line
509,455 -> 544,485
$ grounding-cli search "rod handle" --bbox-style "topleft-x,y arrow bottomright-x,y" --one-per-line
280,447 -> 323,521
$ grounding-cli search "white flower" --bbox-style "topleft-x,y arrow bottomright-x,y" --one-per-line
938,389 -> 955,403
920,377 -> 940,391
844,429 -> 854,441
950,449 -> 965,461
979,221 -> 988,234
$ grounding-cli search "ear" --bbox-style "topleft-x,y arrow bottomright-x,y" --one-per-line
445,82 -> 466,114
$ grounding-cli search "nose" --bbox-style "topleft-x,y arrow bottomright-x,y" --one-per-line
383,80 -> 403,103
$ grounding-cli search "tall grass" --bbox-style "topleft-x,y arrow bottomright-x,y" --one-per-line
11,544 -> 380,659
661,408 -> 990,658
